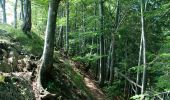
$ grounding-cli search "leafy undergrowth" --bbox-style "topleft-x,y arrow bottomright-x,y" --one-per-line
43,51 -> 94,100
131,36 -> 170,100
0,24 -> 43,56
153,36 -> 170,91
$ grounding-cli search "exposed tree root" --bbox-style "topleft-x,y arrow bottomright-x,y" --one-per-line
39,85 -> 56,100
33,63 -> 57,100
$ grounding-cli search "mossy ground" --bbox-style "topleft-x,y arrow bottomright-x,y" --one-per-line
0,24 -> 94,100
43,51 -> 94,99
0,24 -> 43,56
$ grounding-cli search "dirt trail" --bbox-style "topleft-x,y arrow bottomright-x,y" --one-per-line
68,60 -> 106,100
83,76 -> 106,100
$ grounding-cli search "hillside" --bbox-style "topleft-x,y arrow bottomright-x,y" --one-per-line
0,0 -> 170,99
0,25 -> 103,100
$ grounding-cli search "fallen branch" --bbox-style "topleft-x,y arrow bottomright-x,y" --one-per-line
115,67 -> 142,88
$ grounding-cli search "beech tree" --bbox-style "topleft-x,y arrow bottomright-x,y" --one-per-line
38,0 -> 61,99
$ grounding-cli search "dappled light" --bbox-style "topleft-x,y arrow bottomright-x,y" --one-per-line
0,0 -> 170,100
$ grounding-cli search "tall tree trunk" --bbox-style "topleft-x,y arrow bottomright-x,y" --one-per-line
20,0 -> 24,20
14,0 -> 18,28
96,38 -> 99,80
109,0 -> 119,84
136,27 -> 143,94
0,0 -> 7,23
82,4 -> 86,32
22,0 -> 31,34
58,26 -> 63,49
65,0 -> 69,53
37,0 -> 61,99
105,41 -> 112,81
74,4 -> 77,31
39,0 -> 60,85
98,0 -> 105,87
37,1 -> 61,99
140,0 -> 146,94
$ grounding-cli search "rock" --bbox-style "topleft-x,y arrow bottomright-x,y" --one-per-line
0,49 -> 8,60
27,61 -> 37,71
17,59 -> 25,71
7,56 -> 18,72
0,75 -> 36,100
0,42 -> 8,50
30,54 -> 41,61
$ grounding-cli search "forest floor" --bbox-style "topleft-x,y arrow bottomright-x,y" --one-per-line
83,77 -> 105,100
66,57 -> 106,100
0,24 -> 106,100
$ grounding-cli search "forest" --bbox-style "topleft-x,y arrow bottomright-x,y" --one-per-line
0,0 -> 170,100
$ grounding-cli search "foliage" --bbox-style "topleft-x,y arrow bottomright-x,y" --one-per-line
72,53 -> 100,64
0,75 -> 5,83
103,81 -> 121,100
130,94 -> 145,100
1,0 -> 170,99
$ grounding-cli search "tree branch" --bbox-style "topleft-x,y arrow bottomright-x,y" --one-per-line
115,67 -> 142,88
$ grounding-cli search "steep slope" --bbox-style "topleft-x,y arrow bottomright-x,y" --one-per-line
54,51 -> 106,100
0,24 -> 96,100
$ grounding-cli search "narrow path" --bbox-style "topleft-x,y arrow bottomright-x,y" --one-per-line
68,60 -> 106,100
83,76 -> 105,100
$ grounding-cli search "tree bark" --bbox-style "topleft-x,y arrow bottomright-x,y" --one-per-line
65,0 -> 69,53
22,0 -> 31,34
140,0 -> 147,94
20,0 -> 24,20
98,0 -> 105,87
14,0 -> 18,28
0,0 -> 7,23
38,0 -> 60,99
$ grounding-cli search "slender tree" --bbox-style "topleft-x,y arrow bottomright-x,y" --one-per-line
0,0 -> 7,23
22,0 -> 31,34
65,0 -> 69,53
20,0 -> 24,20
98,0 -> 105,87
14,0 -> 18,28
109,0 -> 119,83
140,0 -> 146,94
